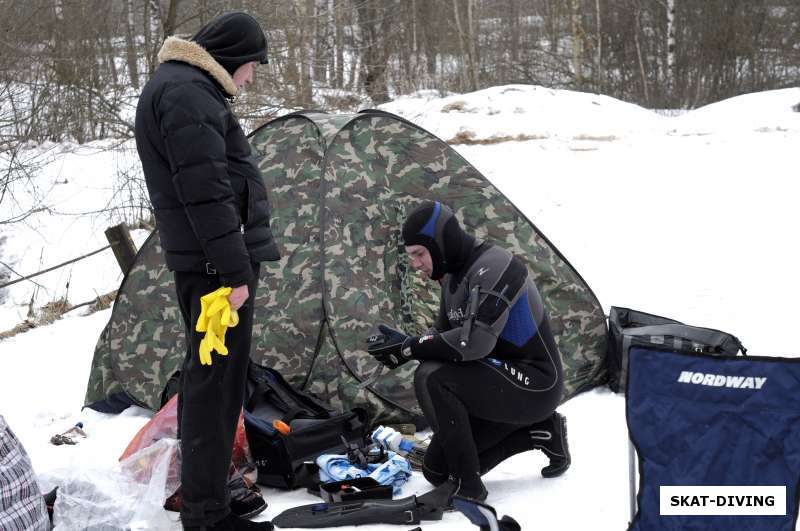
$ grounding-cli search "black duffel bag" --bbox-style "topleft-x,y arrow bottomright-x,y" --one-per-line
606,306 -> 747,393
244,363 -> 367,489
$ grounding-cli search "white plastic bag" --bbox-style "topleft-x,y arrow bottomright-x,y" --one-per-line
51,438 -> 180,530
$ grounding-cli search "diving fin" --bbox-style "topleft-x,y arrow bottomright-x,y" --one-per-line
272,495 -> 440,528
452,495 -> 521,531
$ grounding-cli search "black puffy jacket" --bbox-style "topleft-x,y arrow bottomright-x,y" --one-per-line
135,36 -> 279,287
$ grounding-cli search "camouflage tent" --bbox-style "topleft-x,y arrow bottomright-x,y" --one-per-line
85,110 -> 608,425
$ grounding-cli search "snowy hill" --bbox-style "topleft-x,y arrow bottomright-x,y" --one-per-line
381,84 -> 664,144
1,85 -> 798,530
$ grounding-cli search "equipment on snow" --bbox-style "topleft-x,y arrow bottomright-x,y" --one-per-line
316,449 -> 412,495
318,477 -> 393,504
272,496 -> 429,528
416,477 -> 487,515
371,425 -> 428,470
244,363 -> 367,489
50,422 -> 87,446
607,306 -> 746,392
183,512 -> 274,531
452,496 -> 521,531
372,425 -> 415,454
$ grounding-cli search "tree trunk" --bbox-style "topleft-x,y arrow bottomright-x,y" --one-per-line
570,0 -> 583,88
411,0 -> 417,54
355,0 -> 391,104
334,0 -> 344,88
422,1 -> 438,78
285,14 -> 300,94
300,0 -> 314,105
105,35 -> 119,87
143,0 -> 153,75
633,2 -> 649,104
313,0 -> 326,83
466,0 -> 479,91
547,0 -> 561,54
162,0 -> 181,37
509,0 -> 519,64
595,0 -> 602,73
666,0 -> 676,92
452,0 -> 469,91
145,0 -> 162,76
124,0 -> 139,89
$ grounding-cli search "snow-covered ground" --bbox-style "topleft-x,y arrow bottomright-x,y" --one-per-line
0,141 -> 150,331
1,85 -> 799,530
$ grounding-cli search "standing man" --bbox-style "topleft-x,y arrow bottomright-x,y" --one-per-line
368,201 -> 571,510
135,12 -> 278,531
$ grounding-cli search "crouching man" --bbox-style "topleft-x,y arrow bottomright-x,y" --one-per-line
367,201 -> 571,511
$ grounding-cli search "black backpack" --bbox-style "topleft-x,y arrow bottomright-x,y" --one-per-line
243,363 -> 367,489
606,306 -> 747,393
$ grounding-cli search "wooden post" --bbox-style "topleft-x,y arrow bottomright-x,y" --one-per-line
104,223 -> 137,275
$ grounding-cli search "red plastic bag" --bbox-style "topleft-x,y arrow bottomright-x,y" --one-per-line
120,395 -> 179,460
120,395 -> 258,505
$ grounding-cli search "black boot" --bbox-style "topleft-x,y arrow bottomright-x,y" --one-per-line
228,475 -> 268,519
530,411 -> 571,478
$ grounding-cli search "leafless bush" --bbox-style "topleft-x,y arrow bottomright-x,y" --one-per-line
1,0 -> 798,145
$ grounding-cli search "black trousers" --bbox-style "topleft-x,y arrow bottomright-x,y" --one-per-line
174,264 -> 260,527
414,357 -> 563,487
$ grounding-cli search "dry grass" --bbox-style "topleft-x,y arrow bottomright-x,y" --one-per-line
755,126 -> 788,133
322,92 -> 364,111
38,297 -> 72,325
441,100 -> 468,113
88,290 -> 117,313
0,320 -> 37,340
572,134 -> 618,142
448,131 -> 549,145
0,290 -> 117,340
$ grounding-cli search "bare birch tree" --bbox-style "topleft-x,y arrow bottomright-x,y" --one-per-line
666,0 -> 676,91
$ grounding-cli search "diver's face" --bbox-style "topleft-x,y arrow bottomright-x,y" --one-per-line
406,245 -> 433,278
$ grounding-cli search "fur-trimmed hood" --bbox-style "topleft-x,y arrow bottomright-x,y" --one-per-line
157,36 -> 238,97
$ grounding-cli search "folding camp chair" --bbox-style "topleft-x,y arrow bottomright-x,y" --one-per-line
625,347 -> 800,530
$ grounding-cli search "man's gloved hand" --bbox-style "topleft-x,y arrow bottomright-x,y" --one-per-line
195,286 -> 240,365
366,324 -> 414,369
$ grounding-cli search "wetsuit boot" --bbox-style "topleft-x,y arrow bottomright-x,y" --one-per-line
530,411 -> 571,478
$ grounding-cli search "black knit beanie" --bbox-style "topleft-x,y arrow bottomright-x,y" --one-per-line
192,12 -> 269,75
402,201 -> 475,281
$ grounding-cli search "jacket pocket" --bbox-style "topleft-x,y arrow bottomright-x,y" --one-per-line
244,177 -> 269,226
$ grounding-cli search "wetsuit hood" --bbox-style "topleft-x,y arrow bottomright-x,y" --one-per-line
402,201 -> 475,281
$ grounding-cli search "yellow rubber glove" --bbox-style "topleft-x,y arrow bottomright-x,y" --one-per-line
195,286 -> 240,365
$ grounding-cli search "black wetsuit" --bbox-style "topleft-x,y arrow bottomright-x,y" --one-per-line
407,241 -> 564,489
